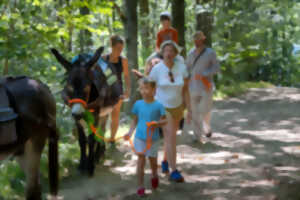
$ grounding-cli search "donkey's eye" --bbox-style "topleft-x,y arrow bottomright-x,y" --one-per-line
84,85 -> 90,93
67,85 -> 74,93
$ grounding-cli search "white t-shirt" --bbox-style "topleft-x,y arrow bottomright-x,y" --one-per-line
149,60 -> 188,108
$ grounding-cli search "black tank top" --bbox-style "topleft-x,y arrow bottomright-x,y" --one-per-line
106,55 -> 123,94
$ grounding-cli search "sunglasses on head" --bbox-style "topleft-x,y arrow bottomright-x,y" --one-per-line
168,71 -> 174,83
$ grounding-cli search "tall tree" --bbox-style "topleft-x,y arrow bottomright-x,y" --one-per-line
124,0 -> 139,110
172,0 -> 186,57
195,0 -> 214,47
79,3 -> 93,53
139,0 -> 151,62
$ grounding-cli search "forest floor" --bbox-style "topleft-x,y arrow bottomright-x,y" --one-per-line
59,87 -> 300,200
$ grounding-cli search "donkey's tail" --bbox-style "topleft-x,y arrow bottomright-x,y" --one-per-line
48,127 -> 59,196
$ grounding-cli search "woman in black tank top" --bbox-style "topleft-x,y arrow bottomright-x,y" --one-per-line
102,35 -> 131,145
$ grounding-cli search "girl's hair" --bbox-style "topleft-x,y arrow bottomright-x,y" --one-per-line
110,35 -> 124,47
139,77 -> 156,88
160,15 -> 170,21
160,40 -> 179,54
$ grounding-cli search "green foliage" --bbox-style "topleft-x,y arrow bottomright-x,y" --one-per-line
0,0 -> 300,198
214,81 -> 274,100
212,0 -> 300,87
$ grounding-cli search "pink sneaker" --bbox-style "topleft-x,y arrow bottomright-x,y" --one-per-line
151,177 -> 159,190
137,187 -> 145,197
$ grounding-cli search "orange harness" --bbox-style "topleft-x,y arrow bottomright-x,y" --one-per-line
128,121 -> 157,155
68,98 -> 94,112
194,74 -> 212,92
89,121 -> 157,156
69,98 -> 157,155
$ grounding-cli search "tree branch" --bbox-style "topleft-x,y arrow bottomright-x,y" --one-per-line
110,1 -> 127,23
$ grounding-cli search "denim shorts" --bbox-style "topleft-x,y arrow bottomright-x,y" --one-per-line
134,137 -> 160,157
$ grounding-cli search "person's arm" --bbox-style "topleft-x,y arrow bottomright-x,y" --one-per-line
156,116 -> 167,127
173,28 -> 179,44
202,51 -> 220,77
185,53 -> 194,78
156,31 -> 162,52
183,77 -> 192,123
124,116 -> 138,140
122,58 -> 131,99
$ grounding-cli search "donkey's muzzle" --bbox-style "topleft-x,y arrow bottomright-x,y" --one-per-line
71,103 -> 85,119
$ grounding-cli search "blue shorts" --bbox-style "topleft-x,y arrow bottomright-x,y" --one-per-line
134,137 -> 160,157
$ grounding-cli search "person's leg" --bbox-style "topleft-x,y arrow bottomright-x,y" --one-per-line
110,99 -> 123,141
163,114 -> 179,172
190,95 -> 204,140
200,92 -> 213,137
137,155 -> 146,188
149,157 -> 158,178
149,156 -> 159,189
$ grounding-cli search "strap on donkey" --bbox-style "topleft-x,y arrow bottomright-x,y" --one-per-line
0,78 -> 19,150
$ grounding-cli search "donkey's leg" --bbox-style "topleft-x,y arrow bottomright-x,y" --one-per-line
94,115 -> 107,164
87,134 -> 96,176
16,137 -> 46,200
75,121 -> 87,172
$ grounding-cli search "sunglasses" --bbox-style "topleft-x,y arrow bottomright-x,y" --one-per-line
168,71 -> 174,83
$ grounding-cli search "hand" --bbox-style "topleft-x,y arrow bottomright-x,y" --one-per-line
124,89 -> 130,99
124,133 -> 132,141
186,110 -> 192,124
146,121 -> 159,129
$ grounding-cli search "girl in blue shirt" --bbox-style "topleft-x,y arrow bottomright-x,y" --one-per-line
124,77 -> 166,197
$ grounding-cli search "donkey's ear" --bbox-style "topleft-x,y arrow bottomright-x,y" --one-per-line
84,46 -> 104,70
50,48 -> 72,71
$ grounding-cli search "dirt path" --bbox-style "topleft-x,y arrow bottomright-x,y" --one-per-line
59,87 -> 300,200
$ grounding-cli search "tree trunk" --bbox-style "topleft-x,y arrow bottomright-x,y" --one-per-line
124,0 -> 138,112
196,0 -> 214,47
139,0 -> 151,62
172,0 -> 186,57
66,0 -> 73,52
79,4 -> 93,53
3,59 -> 9,75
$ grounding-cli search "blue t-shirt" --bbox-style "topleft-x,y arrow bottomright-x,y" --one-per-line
132,100 -> 166,141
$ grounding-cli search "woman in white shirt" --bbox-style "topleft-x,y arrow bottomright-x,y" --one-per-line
149,40 -> 191,182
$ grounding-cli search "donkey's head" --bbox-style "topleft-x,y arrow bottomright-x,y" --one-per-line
51,47 -> 104,118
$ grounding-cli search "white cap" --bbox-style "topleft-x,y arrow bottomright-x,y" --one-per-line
160,40 -> 182,54
160,11 -> 171,19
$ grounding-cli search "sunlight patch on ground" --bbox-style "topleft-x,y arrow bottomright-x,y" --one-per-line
210,132 -> 253,148
186,174 -> 220,183
203,188 -> 231,195
274,166 -> 300,172
239,129 -> 300,142
281,146 -> 300,155
242,195 -> 277,200
240,179 -> 275,188
176,147 -> 255,165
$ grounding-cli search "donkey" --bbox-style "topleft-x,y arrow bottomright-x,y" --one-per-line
51,47 -> 122,176
0,76 -> 59,200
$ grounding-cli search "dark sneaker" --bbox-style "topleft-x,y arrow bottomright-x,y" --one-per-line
206,132 -> 212,138
151,177 -> 159,190
169,170 -> 184,182
137,187 -> 145,197
161,160 -> 169,174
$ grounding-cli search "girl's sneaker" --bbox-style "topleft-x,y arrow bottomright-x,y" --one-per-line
151,177 -> 159,190
137,187 -> 145,197
161,160 -> 169,174
169,170 -> 184,182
